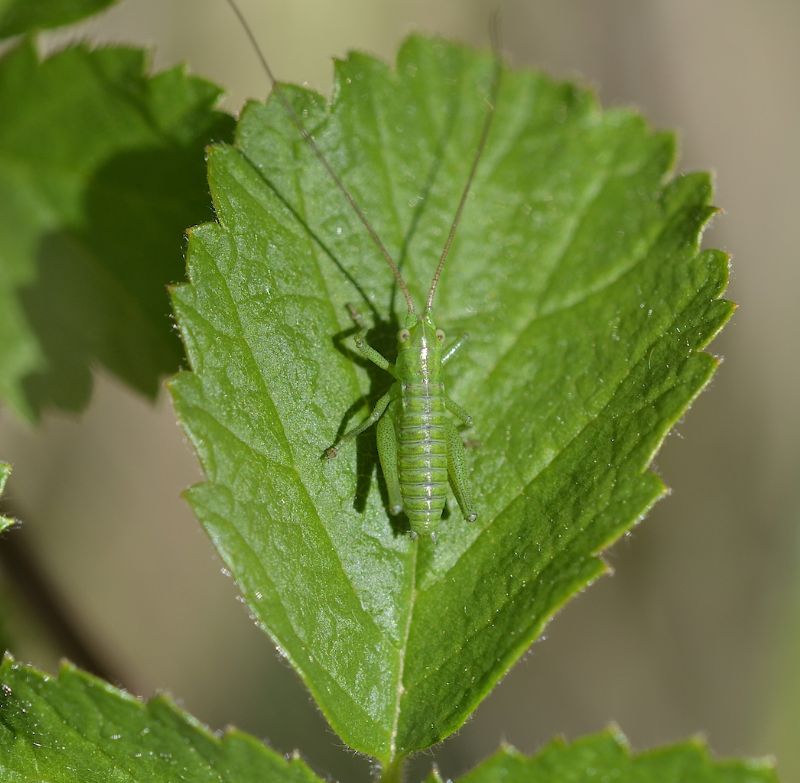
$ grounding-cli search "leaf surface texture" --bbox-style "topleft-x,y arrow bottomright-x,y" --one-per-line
0,658 -> 321,783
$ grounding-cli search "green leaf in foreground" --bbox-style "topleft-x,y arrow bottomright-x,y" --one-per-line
171,36 -> 732,761
0,657 -> 321,783
0,39 -> 233,419
0,0 -> 119,39
427,730 -> 778,783
0,464 -> 12,535
0,659 -> 776,783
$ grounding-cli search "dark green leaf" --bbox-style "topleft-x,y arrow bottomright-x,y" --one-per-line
0,0 -> 119,39
426,730 -> 778,783
171,36 -> 731,761
0,40 -> 233,419
0,656 -> 322,783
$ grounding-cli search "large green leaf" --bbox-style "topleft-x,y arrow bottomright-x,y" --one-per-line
0,0 -> 119,38
0,39 -> 233,419
0,657 -> 322,782
427,730 -> 778,783
171,36 -> 731,761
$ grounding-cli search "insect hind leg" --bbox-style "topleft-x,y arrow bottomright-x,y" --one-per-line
376,401 -> 403,516
445,419 -> 478,523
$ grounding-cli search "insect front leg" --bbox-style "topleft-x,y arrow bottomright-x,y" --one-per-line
325,387 -> 393,459
442,333 -> 469,365
445,419 -> 478,523
376,400 -> 402,516
346,303 -> 396,376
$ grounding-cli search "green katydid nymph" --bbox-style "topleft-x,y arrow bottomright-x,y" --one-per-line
224,0 -> 501,537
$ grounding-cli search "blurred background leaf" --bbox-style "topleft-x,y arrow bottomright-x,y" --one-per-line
0,38 -> 232,419
0,0 -> 120,38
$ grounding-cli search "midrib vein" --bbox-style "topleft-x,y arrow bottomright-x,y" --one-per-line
387,540 -> 418,760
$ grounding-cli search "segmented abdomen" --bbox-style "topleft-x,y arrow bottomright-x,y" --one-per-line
398,382 -> 448,534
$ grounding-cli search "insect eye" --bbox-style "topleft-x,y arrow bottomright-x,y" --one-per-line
398,329 -> 411,343
435,329 -> 446,343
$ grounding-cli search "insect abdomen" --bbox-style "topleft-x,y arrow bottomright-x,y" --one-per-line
398,382 -> 448,534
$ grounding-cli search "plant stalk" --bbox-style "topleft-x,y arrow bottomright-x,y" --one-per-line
378,756 -> 406,783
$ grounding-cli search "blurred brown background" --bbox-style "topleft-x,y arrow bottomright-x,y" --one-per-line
1,1 -> 798,781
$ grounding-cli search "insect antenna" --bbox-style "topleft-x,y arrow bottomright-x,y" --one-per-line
222,0 -> 417,315
425,12 -> 503,314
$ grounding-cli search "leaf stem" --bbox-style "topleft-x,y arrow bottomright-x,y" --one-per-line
378,756 -> 406,783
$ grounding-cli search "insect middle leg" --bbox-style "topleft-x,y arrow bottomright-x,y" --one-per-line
445,395 -> 473,427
